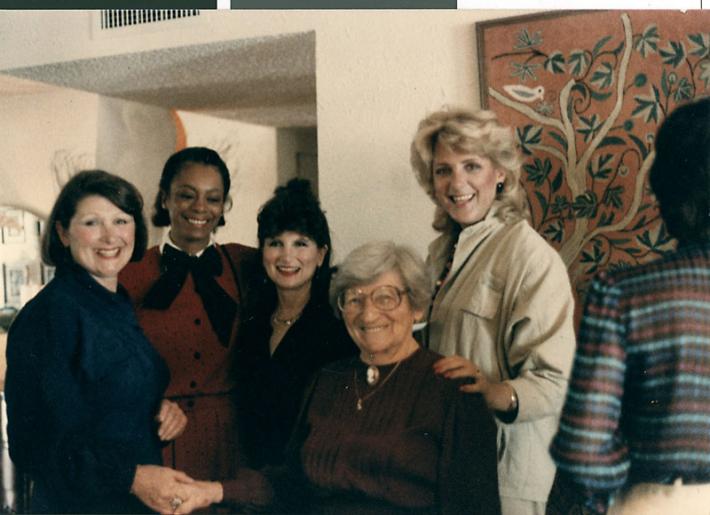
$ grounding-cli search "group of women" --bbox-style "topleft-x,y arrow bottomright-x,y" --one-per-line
5,107 -> 576,515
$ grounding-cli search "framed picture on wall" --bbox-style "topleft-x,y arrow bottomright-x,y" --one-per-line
1,208 -> 26,244
476,9 -> 710,320
4,263 -> 29,308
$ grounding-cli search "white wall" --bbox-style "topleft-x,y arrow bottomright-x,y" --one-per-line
0,88 -> 98,218
177,111 -> 279,248
96,96 -> 177,246
0,9 -> 532,261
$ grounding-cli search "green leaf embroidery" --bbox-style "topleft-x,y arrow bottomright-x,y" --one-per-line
572,191 -> 599,218
515,28 -> 543,49
548,130 -> 568,151
524,157 -> 553,186
568,50 -> 590,76
577,114 -> 603,143
516,125 -> 543,155
591,62 -> 615,89
551,170 -> 563,193
511,62 -> 541,82
592,35 -> 613,58
632,85 -> 661,123
628,133 -> 650,160
659,40 -> 686,67
544,51 -> 566,74
673,77 -> 693,102
700,62 -> 710,88
688,32 -> 709,58
588,153 -> 614,180
543,220 -> 564,243
602,185 -> 625,209
599,136 -> 626,148
598,211 -> 616,227
634,24 -> 660,58
551,195 -> 570,214
534,191 -> 549,222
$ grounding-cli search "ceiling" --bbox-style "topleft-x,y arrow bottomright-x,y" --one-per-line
1,31 -> 317,128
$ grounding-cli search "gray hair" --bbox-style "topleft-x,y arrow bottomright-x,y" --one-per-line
410,107 -> 530,233
330,241 -> 432,316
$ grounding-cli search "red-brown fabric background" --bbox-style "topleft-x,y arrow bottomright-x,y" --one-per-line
477,10 -> 710,325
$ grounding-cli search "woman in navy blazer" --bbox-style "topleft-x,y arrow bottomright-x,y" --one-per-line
5,170 -> 190,513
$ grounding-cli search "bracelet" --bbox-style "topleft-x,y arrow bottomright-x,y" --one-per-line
507,388 -> 519,412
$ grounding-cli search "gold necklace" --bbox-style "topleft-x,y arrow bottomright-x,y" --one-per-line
353,360 -> 403,411
271,310 -> 303,327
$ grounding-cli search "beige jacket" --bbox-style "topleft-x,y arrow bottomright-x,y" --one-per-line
425,206 -> 575,502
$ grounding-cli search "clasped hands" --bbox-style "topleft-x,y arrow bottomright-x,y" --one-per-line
130,400 -> 222,514
131,465 -> 223,514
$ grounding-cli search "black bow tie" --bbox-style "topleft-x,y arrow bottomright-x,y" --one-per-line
142,245 -> 237,347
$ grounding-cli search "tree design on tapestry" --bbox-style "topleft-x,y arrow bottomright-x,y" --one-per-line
480,11 -> 710,298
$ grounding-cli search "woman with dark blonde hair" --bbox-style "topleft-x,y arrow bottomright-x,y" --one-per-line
411,108 -> 576,515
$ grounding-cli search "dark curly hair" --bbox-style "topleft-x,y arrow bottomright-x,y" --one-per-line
152,147 -> 231,227
649,97 -> 710,246
257,178 -> 332,303
42,170 -> 148,268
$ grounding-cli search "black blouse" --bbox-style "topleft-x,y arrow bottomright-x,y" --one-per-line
234,297 -> 357,468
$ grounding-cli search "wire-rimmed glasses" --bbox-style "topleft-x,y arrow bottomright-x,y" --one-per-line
337,285 -> 409,314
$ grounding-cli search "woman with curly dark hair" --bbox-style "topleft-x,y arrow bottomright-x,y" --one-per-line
233,178 -> 357,468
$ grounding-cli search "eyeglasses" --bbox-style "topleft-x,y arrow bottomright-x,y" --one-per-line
337,285 -> 409,314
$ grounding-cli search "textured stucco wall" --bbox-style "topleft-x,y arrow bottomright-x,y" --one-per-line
0,9 -> 532,260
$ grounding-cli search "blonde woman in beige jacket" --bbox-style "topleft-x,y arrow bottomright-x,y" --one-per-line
411,108 -> 576,515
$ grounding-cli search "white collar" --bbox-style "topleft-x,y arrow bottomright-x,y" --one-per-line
159,230 -> 216,257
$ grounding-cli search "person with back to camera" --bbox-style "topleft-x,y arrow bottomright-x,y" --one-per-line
164,240 -> 501,514
550,97 -> 710,514
5,170 -> 190,513
410,108 -> 577,515
233,178 -> 357,469
120,147 -> 259,486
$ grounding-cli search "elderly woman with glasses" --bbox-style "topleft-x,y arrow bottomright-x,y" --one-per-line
171,241 -> 501,514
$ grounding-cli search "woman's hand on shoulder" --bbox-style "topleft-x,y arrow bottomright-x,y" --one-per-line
433,355 -> 515,413
156,399 -> 188,441
433,355 -> 478,379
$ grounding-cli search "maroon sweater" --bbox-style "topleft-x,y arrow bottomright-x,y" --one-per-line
222,347 -> 501,514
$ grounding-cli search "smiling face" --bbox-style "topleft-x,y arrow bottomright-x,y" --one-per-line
262,231 -> 327,296
162,162 -> 225,255
432,140 -> 505,228
341,269 -> 423,365
57,195 -> 135,291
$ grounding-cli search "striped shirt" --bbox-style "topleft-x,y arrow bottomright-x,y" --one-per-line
550,242 -> 710,512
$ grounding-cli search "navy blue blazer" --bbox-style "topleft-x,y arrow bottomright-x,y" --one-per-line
5,264 -> 170,514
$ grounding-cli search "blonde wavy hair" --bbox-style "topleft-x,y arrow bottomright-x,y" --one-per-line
410,107 -> 529,233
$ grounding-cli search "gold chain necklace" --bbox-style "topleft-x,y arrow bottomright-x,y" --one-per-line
271,310 -> 303,327
353,360 -> 403,411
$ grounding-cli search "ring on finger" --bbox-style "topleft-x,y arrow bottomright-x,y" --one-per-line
170,497 -> 183,510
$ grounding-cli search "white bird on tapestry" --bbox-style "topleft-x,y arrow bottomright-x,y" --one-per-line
503,84 -> 545,103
